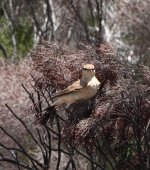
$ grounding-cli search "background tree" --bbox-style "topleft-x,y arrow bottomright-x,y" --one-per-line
0,0 -> 104,59
0,0 -> 149,65
104,0 -> 150,66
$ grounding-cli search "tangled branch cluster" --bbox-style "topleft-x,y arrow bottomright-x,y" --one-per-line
30,40 -> 150,169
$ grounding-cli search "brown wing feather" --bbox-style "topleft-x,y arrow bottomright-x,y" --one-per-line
52,80 -> 84,98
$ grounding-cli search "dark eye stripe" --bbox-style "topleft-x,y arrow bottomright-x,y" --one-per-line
83,68 -> 95,70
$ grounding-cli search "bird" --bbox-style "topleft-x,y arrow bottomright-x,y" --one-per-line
51,64 -> 100,107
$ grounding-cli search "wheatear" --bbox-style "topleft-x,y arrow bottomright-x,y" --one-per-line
51,64 -> 100,107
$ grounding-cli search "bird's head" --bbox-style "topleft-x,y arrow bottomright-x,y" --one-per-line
81,64 -> 95,80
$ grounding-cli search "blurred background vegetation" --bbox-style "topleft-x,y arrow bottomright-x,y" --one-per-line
0,0 -> 149,65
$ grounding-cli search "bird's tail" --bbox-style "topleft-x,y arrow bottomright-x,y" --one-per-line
35,105 -> 56,125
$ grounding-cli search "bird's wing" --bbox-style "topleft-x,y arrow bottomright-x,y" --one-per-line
52,80 -> 84,98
